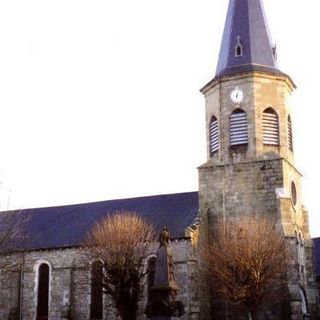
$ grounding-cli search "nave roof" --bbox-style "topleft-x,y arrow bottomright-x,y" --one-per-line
0,192 -> 199,251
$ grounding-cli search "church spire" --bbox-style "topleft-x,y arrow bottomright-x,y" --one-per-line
216,0 -> 282,77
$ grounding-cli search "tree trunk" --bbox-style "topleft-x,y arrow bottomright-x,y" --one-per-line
248,308 -> 258,320
116,297 -> 137,320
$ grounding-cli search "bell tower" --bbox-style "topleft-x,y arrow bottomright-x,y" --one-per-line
198,0 -> 319,319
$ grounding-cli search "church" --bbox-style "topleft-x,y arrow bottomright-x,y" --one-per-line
0,0 -> 319,319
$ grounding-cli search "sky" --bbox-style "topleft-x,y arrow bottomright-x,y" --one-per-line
0,0 -> 319,237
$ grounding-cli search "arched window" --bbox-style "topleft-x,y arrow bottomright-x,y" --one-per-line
235,36 -> 243,57
230,109 -> 248,146
36,263 -> 49,320
90,261 -> 103,320
147,257 -> 156,302
288,115 -> 293,151
235,45 -> 243,57
262,108 -> 279,145
209,116 -> 219,156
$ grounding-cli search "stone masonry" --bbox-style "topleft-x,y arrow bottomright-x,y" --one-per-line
1,1 -> 319,320
198,68 -> 319,319
0,239 -> 199,320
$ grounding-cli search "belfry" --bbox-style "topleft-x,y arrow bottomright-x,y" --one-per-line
198,0 -> 319,318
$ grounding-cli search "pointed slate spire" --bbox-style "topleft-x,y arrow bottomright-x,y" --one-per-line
216,0 -> 283,77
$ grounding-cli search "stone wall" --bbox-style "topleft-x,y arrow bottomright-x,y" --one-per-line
201,72 -> 295,165
0,239 -> 198,320
198,156 -> 319,319
198,158 -> 284,219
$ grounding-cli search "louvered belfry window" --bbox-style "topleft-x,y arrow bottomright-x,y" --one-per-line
288,115 -> 293,151
262,108 -> 279,145
209,116 -> 219,156
230,109 -> 248,146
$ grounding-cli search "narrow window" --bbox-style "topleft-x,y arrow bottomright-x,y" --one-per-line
90,261 -> 103,319
235,45 -> 243,57
147,257 -> 156,302
230,109 -> 248,146
299,233 -> 305,268
235,35 -> 243,57
288,115 -> 293,151
300,287 -> 309,316
262,108 -> 279,145
272,45 -> 277,62
36,264 -> 49,320
209,116 -> 219,156
296,232 -> 302,271
295,231 -> 300,264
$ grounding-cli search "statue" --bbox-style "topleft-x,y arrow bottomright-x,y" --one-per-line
146,226 -> 185,319
159,226 -> 170,247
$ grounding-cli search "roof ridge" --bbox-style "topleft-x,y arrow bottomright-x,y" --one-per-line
0,191 -> 198,213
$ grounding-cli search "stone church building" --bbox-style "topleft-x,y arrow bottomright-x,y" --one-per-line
0,0 -> 320,319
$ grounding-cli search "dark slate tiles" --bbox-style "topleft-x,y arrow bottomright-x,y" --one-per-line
216,0 -> 284,77
0,192 -> 199,251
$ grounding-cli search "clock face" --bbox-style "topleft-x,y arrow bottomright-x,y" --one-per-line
231,88 -> 244,104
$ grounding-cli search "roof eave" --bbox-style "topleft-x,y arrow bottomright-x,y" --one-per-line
200,69 -> 296,95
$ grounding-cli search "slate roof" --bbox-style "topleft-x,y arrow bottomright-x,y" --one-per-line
215,0 -> 285,78
0,192 -> 199,251
314,237 -> 320,279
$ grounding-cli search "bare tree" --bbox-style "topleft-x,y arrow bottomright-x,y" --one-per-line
200,216 -> 289,320
84,211 -> 156,320
0,210 -> 28,268
0,206 -> 29,319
